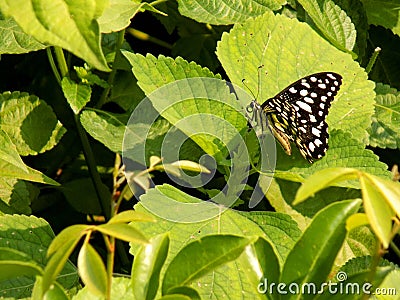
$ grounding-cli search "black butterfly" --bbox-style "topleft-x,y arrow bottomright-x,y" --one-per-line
252,72 -> 342,163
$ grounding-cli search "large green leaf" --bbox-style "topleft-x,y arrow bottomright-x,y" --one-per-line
0,91 -> 65,156
176,0 -> 285,25
361,0 -> 400,36
122,52 -> 248,161
0,16 -> 45,54
130,184 -> 297,298
0,215 -> 78,298
162,235 -> 255,294
0,177 -> 38,214
280,199 -> 362,300
368,83 -> 400,148
0,0 -> 110,71
217,12 -> 375,142
297,0 -> 356,53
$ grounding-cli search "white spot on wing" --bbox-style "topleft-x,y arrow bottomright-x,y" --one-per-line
289,87 -> 297,93
309,142 -> 315,152
301,82 -> 311,89
310,115 -> 317,122
300,89 -> 308,96
296,101 -> 312,113
304,97 -> 313,104
318,83 -> 326,89
310,76 -> 317,82
312,127 -> 321,137
314,139 -> 323,146
310,92 -> 317,98
327,73 -> 336,80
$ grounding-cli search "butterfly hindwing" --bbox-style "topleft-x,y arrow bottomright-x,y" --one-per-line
261,72 -> 342,162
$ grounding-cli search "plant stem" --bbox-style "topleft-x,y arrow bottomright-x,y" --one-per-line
75,114 -> 112,220
105,235 -> 115,300
96,30 -> 125,108
365,47 -> 381,74
127,28 -> 172,49
53,47 -> 69,77
46,48 -> 61,83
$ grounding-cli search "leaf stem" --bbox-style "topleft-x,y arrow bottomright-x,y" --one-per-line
96,30 -> 126,108
46,48 -> 61,83
148,0 -> 168,6
127,28 -> 172,49
75,114 -> 112,220
365,47 -> 381,74
53,47 -> 69,78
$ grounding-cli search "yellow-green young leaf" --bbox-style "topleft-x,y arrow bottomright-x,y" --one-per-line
96,223 -> 148,244
294,167 -> 359,204
131,233 -> 170,300
149,156 -> 162,168
360,174 -> 395,249
368,174 -> 400,217
47,225 -> 90,257
61,77 -> 92,114
32,276 -> 70,300
346,213 -> 369,231
78,242 -> 107,297
42,236 -> 82,295
0,0 -> 110,71
170,160 -> 211,174
107,210 -> 156,224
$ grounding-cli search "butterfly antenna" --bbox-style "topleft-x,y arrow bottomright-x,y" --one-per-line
256,64 -> 265,101
241,78 -> 257,101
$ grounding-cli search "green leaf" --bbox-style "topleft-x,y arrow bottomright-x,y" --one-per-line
280,199 -> 362,300
61,178 -> 103,215
297,0 -> 356,53
239,237 -> 280,299
0,16 -> 46,54
78,242 -> 107,297
98,0 -> 166,33
361,0 -> 400,36
0,0 -> 110,71
131,185 -> 293,299
47,225 -> 89,257
0,215 -> 78,298
176,0 -> 285,25
360,174 -> 397,249
294,167 -> 359,204
217,12 -> 375,142
96,223 -> 149,244
273,130 -> 390,184
123,53 -> 248,161
74,277 -> 134,299
131,233 -> 170,300
0,248 -> 43,280
162,234 -> 255,294
0,178 -> 37,214
0,91 -> 66,155
164,287 -> 201,300
32,276 -> 70,300
108,210 -> 156,224
368,83 -> 400,148
0,129 -> 28,173
80,109 -> 126,153
61,77 -> 92,114
368,26 -> 400,90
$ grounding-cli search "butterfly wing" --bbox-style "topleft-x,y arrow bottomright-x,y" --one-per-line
261,72 -> 343,162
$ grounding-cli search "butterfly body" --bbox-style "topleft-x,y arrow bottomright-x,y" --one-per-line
260,72 -> 342,163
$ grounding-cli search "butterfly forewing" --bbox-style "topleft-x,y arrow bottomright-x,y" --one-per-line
261,72 -> 342,162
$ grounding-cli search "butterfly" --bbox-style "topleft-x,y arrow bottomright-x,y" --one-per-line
251,72 -> 342,163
